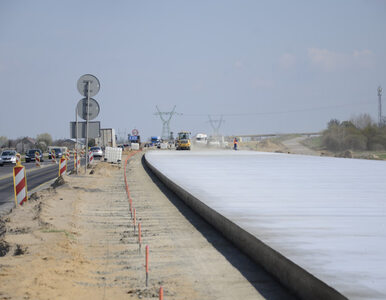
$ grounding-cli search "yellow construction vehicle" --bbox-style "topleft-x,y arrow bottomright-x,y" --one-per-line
176,131 -> 191,150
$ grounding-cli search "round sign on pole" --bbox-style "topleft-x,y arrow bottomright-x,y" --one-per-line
77,98 -> 100,121
77,74 -> 100,97
132,129 -> 139,136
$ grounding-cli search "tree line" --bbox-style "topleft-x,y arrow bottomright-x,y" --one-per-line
322,114 -> 386,152
0,133 -> 96,152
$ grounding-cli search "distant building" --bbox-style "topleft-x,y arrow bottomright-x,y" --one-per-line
16,137 -> 36,153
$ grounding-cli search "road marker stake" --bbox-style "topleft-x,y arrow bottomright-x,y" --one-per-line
35,152 -> 41,168
145,245 -> 149,287
133,208 -> 136,234
138,222 -> 142,252
59,156 -> 67,177
159,287 -> 163,300
13,164 -> 27,206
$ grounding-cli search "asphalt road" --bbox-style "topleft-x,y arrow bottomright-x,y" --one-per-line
0,160 -> 77,209
0,161 -> 53,178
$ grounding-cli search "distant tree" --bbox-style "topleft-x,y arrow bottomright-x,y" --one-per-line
350,114 -> 374,130
340,121 -> 355,128
53,139 -> 66,146
0,136 -> 8,148
36,133 -> 53,147
327,119 -> 340,129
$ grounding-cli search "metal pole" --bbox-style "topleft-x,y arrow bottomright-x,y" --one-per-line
76,105 -> 78,175
85,81 -> 90,173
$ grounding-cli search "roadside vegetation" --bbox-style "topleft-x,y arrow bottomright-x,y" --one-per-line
303,114 -> 386,159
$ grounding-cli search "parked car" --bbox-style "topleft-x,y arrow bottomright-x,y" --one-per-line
48,148 -> 63,159
0,150 -> 17,166
25,149 -> 44,162
90,146 -> 103,158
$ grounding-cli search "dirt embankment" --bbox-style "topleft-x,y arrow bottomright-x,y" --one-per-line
0,154 -> 294,300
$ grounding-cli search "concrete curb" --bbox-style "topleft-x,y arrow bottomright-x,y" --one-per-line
144,153 -> 347,300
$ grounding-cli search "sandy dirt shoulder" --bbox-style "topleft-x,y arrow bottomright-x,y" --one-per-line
0,153 -> 294,300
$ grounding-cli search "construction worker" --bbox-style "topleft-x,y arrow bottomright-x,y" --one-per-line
233,137 -> 238,150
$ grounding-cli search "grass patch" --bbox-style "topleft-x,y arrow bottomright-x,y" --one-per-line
41,228 -> 75,240
301,136 -> 323,150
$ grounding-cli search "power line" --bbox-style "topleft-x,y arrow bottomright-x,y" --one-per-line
183,100 -> 374,117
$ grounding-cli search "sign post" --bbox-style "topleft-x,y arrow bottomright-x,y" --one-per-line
76,74 -> 100,173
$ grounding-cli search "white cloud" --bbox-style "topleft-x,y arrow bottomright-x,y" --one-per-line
234,60 -> 243,68
308,48 -> 374,71
279,53 -> 296,69
251,77 -> 274,89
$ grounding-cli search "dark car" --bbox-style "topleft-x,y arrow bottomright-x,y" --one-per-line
48,148 -> 63,159
25,149 -> 44,162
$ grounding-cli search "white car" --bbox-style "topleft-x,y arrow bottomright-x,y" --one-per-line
90,146 -> 103,157
0,150 -> 17,166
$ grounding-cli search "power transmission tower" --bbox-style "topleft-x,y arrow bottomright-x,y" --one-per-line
208,115 -> 224,138
154,106 -> 182,140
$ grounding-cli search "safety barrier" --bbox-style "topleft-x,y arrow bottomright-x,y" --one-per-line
51,150 -> 56,164
35,152 -> 41,167
88,150 -> 94,164
13,161 -> 27,206
16,153 -> 21,165
59,156 -> 67,176
105,147 -> 122,163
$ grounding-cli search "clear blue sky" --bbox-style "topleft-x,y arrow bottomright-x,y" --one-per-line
0,0 -> 385,140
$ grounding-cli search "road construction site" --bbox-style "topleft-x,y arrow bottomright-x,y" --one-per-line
0,152 -> 295,300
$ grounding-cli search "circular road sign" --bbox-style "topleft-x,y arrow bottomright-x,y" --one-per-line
77,74 -> 100,97
77,98 -> 100,121
132,129 -> 139,136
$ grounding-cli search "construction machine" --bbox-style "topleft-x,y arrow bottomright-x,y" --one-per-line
176,131 -> 191,150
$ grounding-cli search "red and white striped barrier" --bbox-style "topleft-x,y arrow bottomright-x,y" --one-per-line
51,150 -> 56,164
16,153 -> 21,165
77,153 -> 81,169
35,151 -> 41,167
13,164 -> 27,205
59,156 -> 67,176
88,150 -> 94,164
81,149 -> 85,157
66,151 -> 70,160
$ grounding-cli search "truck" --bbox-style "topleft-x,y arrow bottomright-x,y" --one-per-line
96,128 -> 116,148
176,131 -> 191,150
151,136 -> 161,147
194,133 -> 208,145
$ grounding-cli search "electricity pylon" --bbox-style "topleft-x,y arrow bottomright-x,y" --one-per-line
154,106 -> 182,140
208,115 -> 224,138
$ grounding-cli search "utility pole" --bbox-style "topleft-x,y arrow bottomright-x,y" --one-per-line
208,115 -> 224,139
154,106 -> 181,140
378,86 -> 383,127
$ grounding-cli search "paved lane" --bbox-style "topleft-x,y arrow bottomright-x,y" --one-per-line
0,160 -> 77,208
0,161 -> 54,178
